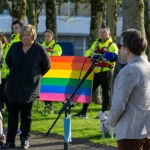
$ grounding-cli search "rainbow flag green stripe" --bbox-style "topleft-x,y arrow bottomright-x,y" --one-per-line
41,78 -> 92,87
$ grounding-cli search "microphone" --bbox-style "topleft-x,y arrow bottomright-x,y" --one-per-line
92,52 -> 118,62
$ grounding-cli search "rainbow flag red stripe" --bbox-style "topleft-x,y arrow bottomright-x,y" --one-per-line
39,56 -> 94,103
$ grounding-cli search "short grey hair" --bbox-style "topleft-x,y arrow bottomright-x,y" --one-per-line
20,24 -> 37,40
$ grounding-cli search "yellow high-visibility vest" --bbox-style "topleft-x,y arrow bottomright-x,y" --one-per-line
42,39 -> 62,56
85,37 -> 118,73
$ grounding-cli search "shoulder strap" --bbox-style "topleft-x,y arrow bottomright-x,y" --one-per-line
107,42 -> 113,49
106,42 -> 114,52
51,43 -> 56,49
96,39 -> 113,49
95,41 -> 114,54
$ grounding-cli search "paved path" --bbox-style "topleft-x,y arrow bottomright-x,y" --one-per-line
12,132 -> 118,150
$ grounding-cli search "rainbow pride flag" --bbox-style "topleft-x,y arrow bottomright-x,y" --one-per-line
39,56 -> 94,103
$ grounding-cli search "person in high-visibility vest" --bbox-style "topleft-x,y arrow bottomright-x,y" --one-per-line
10,20 -> 24,46
0,34 -> 10,111
0,38 -> 7,146
73,25 -> 118,118
42,30 -> 62,113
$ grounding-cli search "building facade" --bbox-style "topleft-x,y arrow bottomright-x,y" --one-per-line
0,2 -> 123,56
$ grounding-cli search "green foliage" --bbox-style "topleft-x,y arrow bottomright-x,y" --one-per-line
56,0 -> 90,2
117,0 -> 122,6
3,100 -> 117,147
0,0 -> 9,12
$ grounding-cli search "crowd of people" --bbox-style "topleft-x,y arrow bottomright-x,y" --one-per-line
0,19 -> 150,150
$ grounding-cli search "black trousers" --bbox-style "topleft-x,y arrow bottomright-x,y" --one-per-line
81,71 -> 110,114
6,101 -> 34,143
44,101 -> 52,108
0,78 -> 8,110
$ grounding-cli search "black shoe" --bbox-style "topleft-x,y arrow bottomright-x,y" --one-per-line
0,134 -> 6,146
50,107 -> 54,114
72,112 -> 82,117
95,116 -> 99,119
72,112 -> 88,119
21,138 -> 30,149
79,114 -> 88,119
1,142 -> 15,149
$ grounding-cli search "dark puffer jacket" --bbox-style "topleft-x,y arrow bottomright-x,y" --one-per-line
5,41 -> 50,103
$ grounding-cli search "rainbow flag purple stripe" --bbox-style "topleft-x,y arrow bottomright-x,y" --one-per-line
39,56 -> 94,103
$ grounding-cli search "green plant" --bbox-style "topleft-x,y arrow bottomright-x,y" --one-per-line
3,100 -> 117,147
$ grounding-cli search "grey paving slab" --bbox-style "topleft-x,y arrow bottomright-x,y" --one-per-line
10,132 -> 118,150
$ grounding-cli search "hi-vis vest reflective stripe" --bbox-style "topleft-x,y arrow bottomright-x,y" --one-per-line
85,37 -> 118,73
10,34 -> 20,46
1,44 -> 10,78
42,39 -> 62,56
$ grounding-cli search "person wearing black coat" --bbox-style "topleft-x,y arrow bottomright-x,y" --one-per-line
1,24 -> 51,149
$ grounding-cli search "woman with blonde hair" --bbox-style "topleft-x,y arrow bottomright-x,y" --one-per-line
1,24 -> 50,149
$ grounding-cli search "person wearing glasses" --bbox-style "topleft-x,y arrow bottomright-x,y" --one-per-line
73,25 -> 118,118
108,29 -> 150,150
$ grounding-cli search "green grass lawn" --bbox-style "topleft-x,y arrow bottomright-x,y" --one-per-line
3,100 -> 117,147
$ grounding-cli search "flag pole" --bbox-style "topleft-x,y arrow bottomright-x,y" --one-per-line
46,57 -> 100,150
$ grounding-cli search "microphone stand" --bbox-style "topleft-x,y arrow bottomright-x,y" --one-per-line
46,57 -> 100,150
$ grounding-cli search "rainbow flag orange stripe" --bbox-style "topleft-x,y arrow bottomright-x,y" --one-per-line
39,56 -> 94,103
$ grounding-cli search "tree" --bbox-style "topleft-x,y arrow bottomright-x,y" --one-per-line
0,0 -> 9,13
90,0 -> 104,104
2,0 -> 27,21
26,0 -> 47,30
122,0 -> 145,35
12,0 -> 27,21
122,0 -> 147,60
0,0 -> 12,16
45,0 -> 57,40
106,0 -> 117,42
26,0 -> 35,25
89,0 -> 104,45
144,1 -> 150,60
